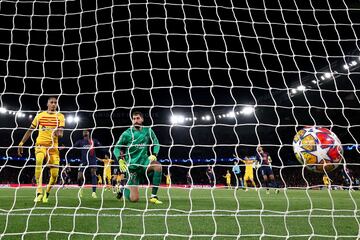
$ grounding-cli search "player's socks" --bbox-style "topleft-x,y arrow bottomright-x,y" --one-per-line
91,174 -> 97,193
124,188 -> 130,201
263,180 -> 269,191
271,180 -> 278,188
151,171 -> 162,196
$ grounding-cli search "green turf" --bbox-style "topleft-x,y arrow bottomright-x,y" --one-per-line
0,187 -> 359,239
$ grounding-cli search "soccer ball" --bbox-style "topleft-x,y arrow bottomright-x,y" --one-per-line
293,127 -> 343,172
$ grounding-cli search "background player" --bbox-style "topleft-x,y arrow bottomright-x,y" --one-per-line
322,174 -> 332,190
97,174 -> 103,185
237,156 -> 257,192
74,129 -> 102,198
164,168 -> 171,187
60,164 -> 72,187
232,159 -> 244,189
113,111 -> 162,204
206,166 -> 215,187
97,154 -> 114,191
223,170 -> 231,189
186,171 -> 192,188
17,96 -> 64,203
256,146 -> 279,194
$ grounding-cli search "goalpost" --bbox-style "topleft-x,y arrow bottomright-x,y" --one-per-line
0,0 -> 360,239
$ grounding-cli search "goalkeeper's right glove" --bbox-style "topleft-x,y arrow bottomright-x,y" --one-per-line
119,159 -> 127,173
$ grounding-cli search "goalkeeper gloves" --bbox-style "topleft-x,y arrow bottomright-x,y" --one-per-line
148,154 -> 157,162
119,159 -> 127,172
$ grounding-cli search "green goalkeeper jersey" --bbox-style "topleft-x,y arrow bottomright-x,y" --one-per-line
113,126 -> 160,169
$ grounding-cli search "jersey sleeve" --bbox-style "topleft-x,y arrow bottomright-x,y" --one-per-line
149,128 -> 160,155
59,113 -> 65,128
30,113 -> 40,129
113,131 -> 129,160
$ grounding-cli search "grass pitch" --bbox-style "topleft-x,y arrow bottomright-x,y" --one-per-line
0,187 -> 359,239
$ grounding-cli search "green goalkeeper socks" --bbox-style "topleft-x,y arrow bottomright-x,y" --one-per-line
151,171 -> 162,196
124,188 -> 130,201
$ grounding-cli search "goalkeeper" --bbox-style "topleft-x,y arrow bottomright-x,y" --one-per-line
113,111 -> 162,204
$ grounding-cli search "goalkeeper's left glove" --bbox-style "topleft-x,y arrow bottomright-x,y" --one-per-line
119,159 -> 127,172
148,154 -> 157,162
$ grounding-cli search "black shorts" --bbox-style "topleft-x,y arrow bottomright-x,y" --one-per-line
260,166 -> 273,176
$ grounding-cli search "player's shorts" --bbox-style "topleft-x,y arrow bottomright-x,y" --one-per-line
260,166 -> 273,176
78,158 -> 97,172
35,145 -> 60,166
226,180 -> 231,185
104,172 -> 111,179
104,168 -> 111,177
243,172 -> 254,181
126,158 -> 151,186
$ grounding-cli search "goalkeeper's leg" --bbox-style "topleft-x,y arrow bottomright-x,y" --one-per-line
147,161 -> 162,204
122,186 -> 139,202
34,147 -> 45,202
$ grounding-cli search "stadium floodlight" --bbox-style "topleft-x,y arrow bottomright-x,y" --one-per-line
312,80 -> 317,84
297,85 -> 306,91
241,106 -> 254,115
324,72 -> 331,79
343,64 -> 349,70
320,76 -> 325,80
222,114 -> 226,117
29,114 -> 33,119
228,111 -> 235,118
74,116 -> 80,123
291,89 -> 297,94
12,112 -> 16,115
205,115 -> 211,121
66,115 -> 74,123
218,115 -> 222,119
170,115 -> 185,124
18,112 -> 26,118
0,107 -> 7,114
350,60 -> 357,66
193,117 -> 197,120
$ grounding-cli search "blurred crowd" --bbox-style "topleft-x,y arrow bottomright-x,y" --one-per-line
1,158 -> 359,189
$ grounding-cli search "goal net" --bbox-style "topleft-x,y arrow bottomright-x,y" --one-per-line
1,0 -> 360,239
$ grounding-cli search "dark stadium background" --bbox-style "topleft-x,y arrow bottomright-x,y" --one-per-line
0,0 -> 359,185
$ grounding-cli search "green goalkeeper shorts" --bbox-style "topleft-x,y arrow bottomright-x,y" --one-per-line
126,158 -> 150,186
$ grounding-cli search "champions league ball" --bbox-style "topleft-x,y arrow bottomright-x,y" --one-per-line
293,127 -> 343,172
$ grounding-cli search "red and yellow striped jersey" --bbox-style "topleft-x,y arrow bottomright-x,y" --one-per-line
31,111 -> 65,147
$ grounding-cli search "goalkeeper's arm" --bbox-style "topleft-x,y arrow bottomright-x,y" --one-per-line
149,128 -> 160,158
118,150 -> 127,173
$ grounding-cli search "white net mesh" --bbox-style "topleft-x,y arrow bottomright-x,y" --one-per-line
1,0 -> 360,239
